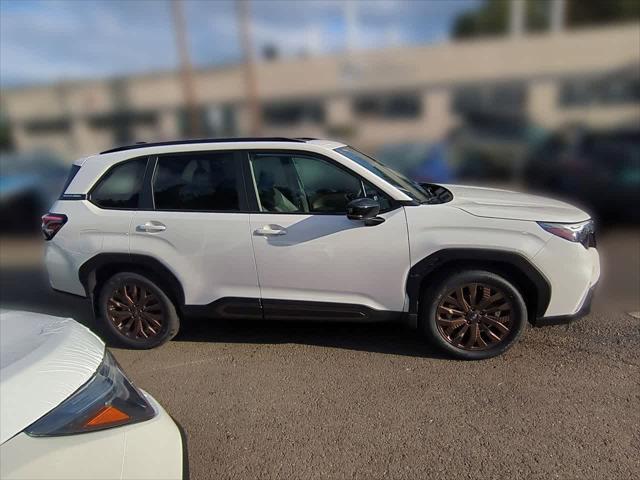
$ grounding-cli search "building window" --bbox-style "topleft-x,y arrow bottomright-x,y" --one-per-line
177,105 -> 237,137
352,92 -> 422,119
453,82 -> 527,115
559,72 -> 640,107
24,117 -> 71,135
262,100 -> 325,126
88,111 -> 158,144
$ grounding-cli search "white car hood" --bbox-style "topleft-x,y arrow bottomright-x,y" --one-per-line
444,184 -> 591,223
0,311 -> 105,444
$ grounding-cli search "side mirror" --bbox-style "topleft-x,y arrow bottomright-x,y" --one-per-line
346,198 -> 385,226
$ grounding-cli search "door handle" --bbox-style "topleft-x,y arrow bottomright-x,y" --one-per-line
254,225 -> 287,236
136,222 -> 166,233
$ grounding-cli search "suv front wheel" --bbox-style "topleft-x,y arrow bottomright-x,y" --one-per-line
97,272 -> 180,349
421,270 -> 527,360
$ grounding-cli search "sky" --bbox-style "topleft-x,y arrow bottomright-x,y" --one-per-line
0,0 -> 480,87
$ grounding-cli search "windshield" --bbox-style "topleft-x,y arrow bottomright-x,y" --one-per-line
335,146 -> 432,203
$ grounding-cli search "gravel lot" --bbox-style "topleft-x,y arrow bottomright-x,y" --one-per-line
1,229 -> 638,480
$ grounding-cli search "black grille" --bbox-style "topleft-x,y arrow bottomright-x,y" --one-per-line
581,223 -> 596,249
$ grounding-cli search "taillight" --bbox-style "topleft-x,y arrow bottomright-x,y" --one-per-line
41,213 -> 68,240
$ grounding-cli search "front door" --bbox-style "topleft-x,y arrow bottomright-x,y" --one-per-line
247,151 -> 410,319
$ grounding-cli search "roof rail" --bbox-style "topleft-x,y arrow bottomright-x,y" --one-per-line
100,137 -> 307,154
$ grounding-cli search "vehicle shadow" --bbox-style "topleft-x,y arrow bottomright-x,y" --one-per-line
0,266 -> 447,360
175,316 -> 448,359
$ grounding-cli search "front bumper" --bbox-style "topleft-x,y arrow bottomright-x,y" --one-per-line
0,391 -> 184,480
532,235 -> 600,318
533,282 -> 597,327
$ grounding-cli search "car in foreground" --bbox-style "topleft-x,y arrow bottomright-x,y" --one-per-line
43,137 -> 599,360
0,310 -> 184,479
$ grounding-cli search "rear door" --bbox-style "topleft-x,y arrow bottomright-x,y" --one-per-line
246,151 -> 410,318
129,150 -> 260,311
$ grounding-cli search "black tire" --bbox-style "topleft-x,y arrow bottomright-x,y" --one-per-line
420,270 -> 527,360
97,272 -> 180,349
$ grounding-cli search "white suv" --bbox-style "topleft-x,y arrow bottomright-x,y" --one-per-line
43,138 -> 600,359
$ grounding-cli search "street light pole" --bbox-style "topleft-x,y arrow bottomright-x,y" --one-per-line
237,0 -> 261,136
172,0 -> 201,138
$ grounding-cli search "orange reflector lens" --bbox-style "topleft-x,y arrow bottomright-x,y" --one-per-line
84,406 -> 130,427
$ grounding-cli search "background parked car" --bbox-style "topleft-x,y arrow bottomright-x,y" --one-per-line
524,127 -> 640,223
0,152 -> 68,233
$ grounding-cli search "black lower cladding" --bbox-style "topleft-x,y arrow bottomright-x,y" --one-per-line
182,297 -> 403,322
533,283 -> 597,327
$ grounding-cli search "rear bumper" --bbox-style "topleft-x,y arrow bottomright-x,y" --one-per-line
533,282 -> 597,327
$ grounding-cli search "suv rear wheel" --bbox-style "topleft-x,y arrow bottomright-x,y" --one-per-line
97,272 -> 180,349
421,270 -> 527,360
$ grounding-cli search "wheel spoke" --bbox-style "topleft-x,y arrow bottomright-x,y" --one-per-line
142,312 -> 162,328
480,324 -> 502,343
482,316 -> 510,333
476,331 -> 488,348
436,317 -> 467,327
477,292 -> 504,310
468,283 -> 478,308
484,303 -> 510,314
121,314 -> 136,330
444,294 -> 463,310
456,287 -> 470,312
465,323 -> 480,348
450,324 -> 469,346
121,287 -> 135,306
109,297 -> 128,309
437,305 -> 466,317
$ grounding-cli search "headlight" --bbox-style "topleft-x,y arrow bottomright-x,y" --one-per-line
25,351 -> 155,436
538,220 -> 596,248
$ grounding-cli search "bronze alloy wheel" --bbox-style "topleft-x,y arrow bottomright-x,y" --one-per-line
436,283 -> 513,351
107,283 -> 165,340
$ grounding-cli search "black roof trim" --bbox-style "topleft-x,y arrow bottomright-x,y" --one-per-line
100,137 -> 307,154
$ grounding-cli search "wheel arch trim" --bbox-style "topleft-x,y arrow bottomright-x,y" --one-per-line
406,248 -> 551,321
78,253 -> 186,307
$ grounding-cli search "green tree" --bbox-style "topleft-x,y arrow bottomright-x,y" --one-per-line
567,0 -> 640,26
453,0 -> 640,39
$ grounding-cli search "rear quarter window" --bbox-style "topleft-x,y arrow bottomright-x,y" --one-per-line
59,164 -> 81,196
89,158 -> 147,209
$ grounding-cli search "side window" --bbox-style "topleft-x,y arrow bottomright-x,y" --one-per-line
362,183 -> 392,212
90,158 -> 147,209
250,153 -> 391,214
250,155 -> 306,213
292,156 -> 363,213
153,152 -> 240,211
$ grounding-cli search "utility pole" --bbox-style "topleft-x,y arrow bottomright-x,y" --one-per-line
509,0 -> 525,37
172,0 -> 201,137
237,0 -> 261,136
550,0 -> 566,33
345,0 -> 357,53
